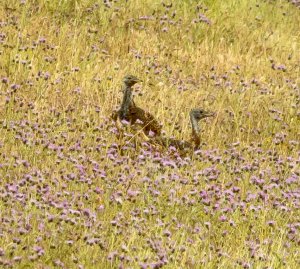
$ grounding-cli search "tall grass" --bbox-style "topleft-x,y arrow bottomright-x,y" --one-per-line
0,0 -> 299,268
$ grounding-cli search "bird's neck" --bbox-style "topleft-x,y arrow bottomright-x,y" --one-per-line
190,116 -> 200,148
122,84 -> 132,103
119,84 -> 133,120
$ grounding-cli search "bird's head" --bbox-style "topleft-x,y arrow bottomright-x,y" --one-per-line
123,75 -> 142,87
190,108 -> 215,121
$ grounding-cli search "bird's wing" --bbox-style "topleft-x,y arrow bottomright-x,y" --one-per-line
128,106 -> 162,135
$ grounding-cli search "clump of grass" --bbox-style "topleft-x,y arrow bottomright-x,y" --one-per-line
0,0 -> 299,268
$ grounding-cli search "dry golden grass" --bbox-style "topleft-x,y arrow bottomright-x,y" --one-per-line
0,0 -> 299,268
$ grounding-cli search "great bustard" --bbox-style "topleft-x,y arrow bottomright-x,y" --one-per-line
112,75 -> 162,138
151,108 -> 215,152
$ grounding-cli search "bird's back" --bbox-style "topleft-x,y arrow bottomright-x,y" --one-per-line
129,105 -> 162,136
151,136 -> 192,151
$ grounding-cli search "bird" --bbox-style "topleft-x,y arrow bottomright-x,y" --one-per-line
112,75 -> 162,138
150,108 -> 215,153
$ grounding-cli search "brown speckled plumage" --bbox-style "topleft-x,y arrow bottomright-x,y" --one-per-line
151,108 -> 214,152
112,75 -> 162,137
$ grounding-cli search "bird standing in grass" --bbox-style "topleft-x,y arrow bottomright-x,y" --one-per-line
151,108 -> 215,153
112,75 -> 162,138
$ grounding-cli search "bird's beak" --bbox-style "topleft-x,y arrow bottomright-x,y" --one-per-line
204,111 -> 215,118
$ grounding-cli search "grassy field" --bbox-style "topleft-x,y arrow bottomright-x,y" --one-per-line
0,0 -> 299,268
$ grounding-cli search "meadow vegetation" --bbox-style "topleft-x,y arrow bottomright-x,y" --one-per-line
0,0 -> 299,268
